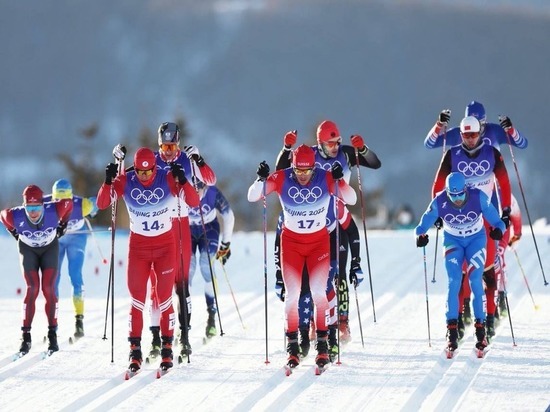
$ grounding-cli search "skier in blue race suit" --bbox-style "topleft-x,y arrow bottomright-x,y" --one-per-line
188,179 -> 235,339
415,172 -> 506,354
45,179 -> 98,339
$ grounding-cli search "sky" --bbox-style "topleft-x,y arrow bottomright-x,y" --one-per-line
0,225 -> 549,411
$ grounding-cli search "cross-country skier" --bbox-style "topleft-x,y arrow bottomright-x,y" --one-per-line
45,179 -> 98,339
0,185 -> 72,356
248,144 -> 357,370
275,121 -> 381,350
188,178 -> 235,339
97,147 -> 199,374
432,116 -> 512,343
139,122 -> 216,361
415,172 -> 505,355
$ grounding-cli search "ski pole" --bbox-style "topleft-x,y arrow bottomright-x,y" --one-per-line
431,228 -> 439,283
191,163 -> 224,336
422,246 -> 432,347
502,285 -> 517,346
503,123 -> 548,286
84,218 -> 108,264
354,149 -> 377,323
262,181 -> 270,365
352,283 -> 365,348
510,245 -> 539,310
334,179 -> 341,365
216,258 -> 246,330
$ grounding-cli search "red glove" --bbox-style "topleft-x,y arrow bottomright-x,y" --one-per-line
508,234 -> 522,246
350,135 -> 365,149
284,130 -> 297,148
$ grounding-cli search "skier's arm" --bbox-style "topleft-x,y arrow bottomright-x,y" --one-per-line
216,191 -> 235,244
415,198 -> 440,236
327,171 -> 357,205
342,145 -> 381,169
493,148 -> 511,210
247,170 -> 281,202
0,208 -> 15,232
432,150 -> 452,197
480,191 -> 506,233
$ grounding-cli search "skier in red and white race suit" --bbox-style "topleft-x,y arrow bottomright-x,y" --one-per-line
248,144 -> 357,369
432,116 -> 512,343
275,121 -> 381,350
97,147 -> 199,373
137,122 -> 216,360
0,184 -> 72,355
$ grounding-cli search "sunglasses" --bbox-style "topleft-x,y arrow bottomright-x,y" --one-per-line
461,132 -> 480,140
160,143 -> 178,152
448,191 -> 466,203
293,168 -> 313,176
323,140 -> 342,149
136,169 -> 154,177
25,204 -> 43,212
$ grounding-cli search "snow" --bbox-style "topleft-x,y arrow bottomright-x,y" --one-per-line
0,227 -> 549,411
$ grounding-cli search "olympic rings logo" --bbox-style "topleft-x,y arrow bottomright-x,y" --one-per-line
21,228 -> 56,239
130,187 -> 165,205
457,160 -> 491,177
315,161 -> 332,171
189,204 -> 212,218
287,186 -> 323,204
444,211 -> 479,225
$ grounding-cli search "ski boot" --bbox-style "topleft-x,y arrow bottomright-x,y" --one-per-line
474,319 -> 488,353
457,313 -> 465,341
338,315 -> 351,344
47,328 -> 59,353
486,314 -> 496,342
146,326 -> 161,362
18,331 -> 32,356
315,331 -> 330,369
205,308 -> 217,339
286,331 -> 300,368
446,319 -> 459,357
463,298 -> 472,325
128,338 -> 142,373
178,328 -> 192,363
299,327 -> 310,358
498,291 -> 508,318
328,325 -> 339,362
159,336 -> 173,371
74,315 -> 84,339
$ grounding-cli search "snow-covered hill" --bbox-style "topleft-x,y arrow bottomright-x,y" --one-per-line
0,228 -> 549,411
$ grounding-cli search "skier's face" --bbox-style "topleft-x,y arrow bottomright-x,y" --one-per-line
461,132 -> 480,149
321,138 -> 341,158
293,167 -> 314,185
160,143 -> 179,162
24,203 -> 44,223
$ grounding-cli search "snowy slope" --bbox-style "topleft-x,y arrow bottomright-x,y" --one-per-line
0,228 -> 549,411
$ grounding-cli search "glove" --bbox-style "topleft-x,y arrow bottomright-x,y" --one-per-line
275,279 -> 285,302
438,109 -> 451,125
350,135 -> 365,150
284,130 -> 297,148
499,115 -> 513,131
508,234 -> 521,246
416,234 -> 429,247
56,221 -> 68,238
104,163 -> 118,185
434,217 -> 443,230
170,163 -> 187,184
8,228 -> 19,241
112,144 -> 127,162
501,207 -> 511,229
184,145 -> 205,166
216,241 -> 231,265
331,162 -> 344,180
257,161 -> 270,181
349,257 -> 364,287
490,227 -> 503,240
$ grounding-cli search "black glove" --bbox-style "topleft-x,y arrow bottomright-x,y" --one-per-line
170,163 -> 187,184
349,257 -> 364,287
501,207 -> 511,229
257,161 -> 270,181
216,241 -> 231,265
490,227 -> 503,240
104,163 -> 118,185
438,109 -> 451,125
499,115 -> 513,130
331,162 -> 344,180
8,228 -> 19,241
275,279 -> 285,302
56,221 -> 68,238
416,234 -> 429,247
434,217 -> 443,230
